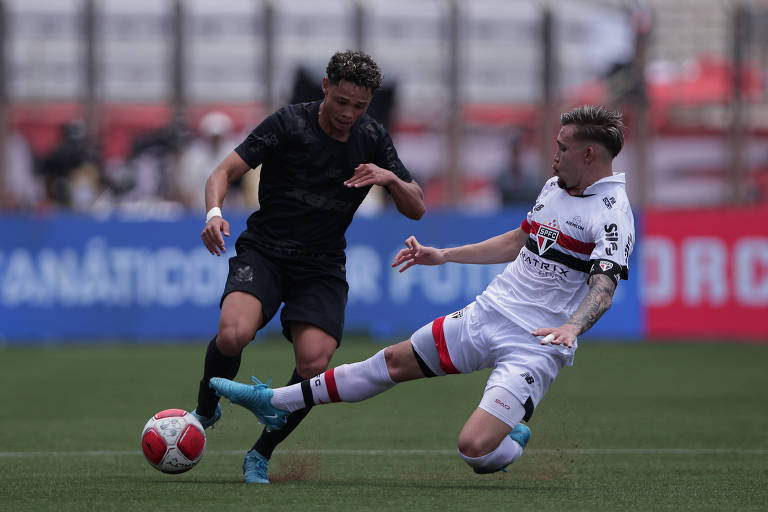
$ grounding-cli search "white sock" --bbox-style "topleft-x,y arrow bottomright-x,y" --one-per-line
459,434 -> 524,472
270,382 -> 305,412
271,349 -> 394,412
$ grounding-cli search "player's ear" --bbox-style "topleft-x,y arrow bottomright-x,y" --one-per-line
321,77 -> 329,97
584,145 -> 595,164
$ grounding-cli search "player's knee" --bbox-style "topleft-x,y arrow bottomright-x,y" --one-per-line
383,350 -> 405,381
295,355 -> 332,379
216,324 -> 253,356
383,342 -> 422,382
457,433 -> 497,459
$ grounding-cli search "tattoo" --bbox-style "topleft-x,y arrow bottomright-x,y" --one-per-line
565,274 -> 616,335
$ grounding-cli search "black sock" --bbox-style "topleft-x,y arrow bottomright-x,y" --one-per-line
252,368 -> 313,459
196,336 -> 241,418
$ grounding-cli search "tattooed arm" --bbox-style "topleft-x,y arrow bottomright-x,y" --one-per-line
531,274 -> 617,348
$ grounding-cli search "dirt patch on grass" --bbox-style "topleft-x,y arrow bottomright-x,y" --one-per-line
269,453 -> 322,482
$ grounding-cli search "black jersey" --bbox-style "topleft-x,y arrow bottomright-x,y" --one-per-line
234,101 -> 414,258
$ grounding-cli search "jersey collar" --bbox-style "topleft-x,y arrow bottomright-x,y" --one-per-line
583,172 -> 626,195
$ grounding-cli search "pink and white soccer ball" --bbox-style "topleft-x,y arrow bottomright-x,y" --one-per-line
141,409 -> 206,474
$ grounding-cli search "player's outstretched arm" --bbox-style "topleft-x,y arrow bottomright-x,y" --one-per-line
533,273 -> 617,347
441,227 -> 528,264
392,228 -> 527,272
392,235 -> 446,272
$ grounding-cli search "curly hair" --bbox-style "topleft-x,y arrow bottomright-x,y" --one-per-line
325,50 -> 383,92
560,105 -> 625,158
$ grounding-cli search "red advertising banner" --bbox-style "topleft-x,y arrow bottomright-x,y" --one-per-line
644,207 -> 768,341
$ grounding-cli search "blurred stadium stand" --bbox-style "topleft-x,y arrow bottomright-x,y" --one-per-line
2,0 -> 766,211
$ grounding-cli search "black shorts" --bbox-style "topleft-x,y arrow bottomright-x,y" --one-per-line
221,241 -> 348,345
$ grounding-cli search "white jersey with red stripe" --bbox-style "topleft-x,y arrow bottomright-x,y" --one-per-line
475,173 -> 635,347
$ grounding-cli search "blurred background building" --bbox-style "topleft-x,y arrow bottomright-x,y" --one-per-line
1,0 -> 767,213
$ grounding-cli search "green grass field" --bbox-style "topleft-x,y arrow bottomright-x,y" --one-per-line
2,338 -> 767,511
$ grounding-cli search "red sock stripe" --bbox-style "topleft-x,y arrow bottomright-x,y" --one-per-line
432,316 -> 459,374
324,368 -> 341,402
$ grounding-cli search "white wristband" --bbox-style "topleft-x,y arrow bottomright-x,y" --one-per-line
205,207 -> 222,223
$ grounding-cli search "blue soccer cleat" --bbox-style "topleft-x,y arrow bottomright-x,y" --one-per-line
242,449 -> 270,484
473,423 -> 532,474
209,376 -> 289,431
189,403 -> 222,429
508,423 -> 531,450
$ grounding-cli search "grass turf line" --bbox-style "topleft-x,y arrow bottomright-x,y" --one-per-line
1,339 -> 767,511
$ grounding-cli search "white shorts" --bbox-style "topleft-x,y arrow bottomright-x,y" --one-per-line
478,386 -> 527,427
410,300 -> 574,421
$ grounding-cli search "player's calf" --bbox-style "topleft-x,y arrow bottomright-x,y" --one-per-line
460,424 -> 531,474
459,386 -> 531,473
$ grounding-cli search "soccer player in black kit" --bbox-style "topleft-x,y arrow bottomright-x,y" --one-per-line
190,50 -> 425,483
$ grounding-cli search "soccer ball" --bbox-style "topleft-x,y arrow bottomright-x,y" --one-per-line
141,409 -> 206,474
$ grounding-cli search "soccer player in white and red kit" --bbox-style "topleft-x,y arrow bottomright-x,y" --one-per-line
211,105 -> 635,475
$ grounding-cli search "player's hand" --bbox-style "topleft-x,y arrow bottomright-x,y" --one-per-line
532,325 -> 579,348
392,236 -> 445,272
201,216 -> 230,256
344,163 -> 392,188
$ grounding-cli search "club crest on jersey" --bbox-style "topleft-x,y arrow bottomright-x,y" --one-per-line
536,225 -> 560,255
599,260 -> 614,272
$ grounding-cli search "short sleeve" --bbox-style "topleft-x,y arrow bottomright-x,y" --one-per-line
234,111 -> 284,169
373,124 -> 413,183
590,207 -> 635,279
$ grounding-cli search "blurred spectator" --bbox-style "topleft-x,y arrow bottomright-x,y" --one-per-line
39,119 -> 102,211
494,129 -> 540,206
102,119 -> 189,206
2,129 -> 45,210
177,111 -> 244,211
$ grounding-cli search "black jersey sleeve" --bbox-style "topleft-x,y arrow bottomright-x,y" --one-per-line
234,110 -> 285,169
372,124 -> 413,184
